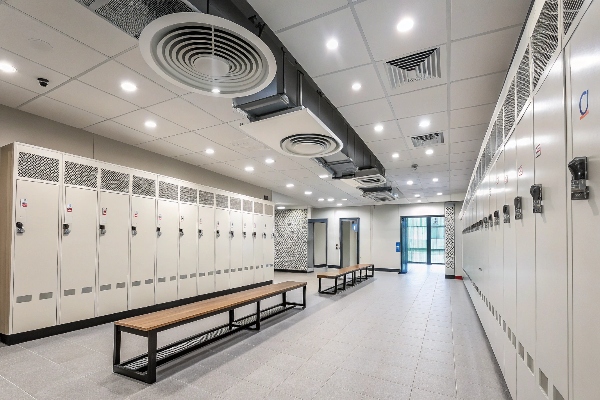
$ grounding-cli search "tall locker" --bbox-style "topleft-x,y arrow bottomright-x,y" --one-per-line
179,198 -> 198,299
264,211 -> 275,281
60,184 -> 97,324
214,200 -> 230,291
156,197 -> 179,304
242,208 -> 254,286
229,200 -> 243,289
253,213 -> 264,283
198,201 -> 215,294
487,163 -> 501,361
533,57 -> 568,400
130,178 -> 157,309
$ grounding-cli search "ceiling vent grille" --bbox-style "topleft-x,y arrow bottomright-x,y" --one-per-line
385,48 -> 441,88
351,168 -> 387,188
411,132 -> 444,148
516,46 -> 531,116
360,186 -> 401,202
563,0 -> 585,34
532,0 -> 559,89
504,80 -> 516,136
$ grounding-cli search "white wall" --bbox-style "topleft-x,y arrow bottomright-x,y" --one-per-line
313,222 -> 327,265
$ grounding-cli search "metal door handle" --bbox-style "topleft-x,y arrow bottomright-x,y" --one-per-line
179,228 -> 184,237
131,226 -> 137,236
99,224 -> 106,235
16,221 -> 25,234
63,223 -> 71,235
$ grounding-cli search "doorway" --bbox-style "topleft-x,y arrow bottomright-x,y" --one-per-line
339,218 -> 359,268
308,219 -> 328,271
400,216 -> 445,273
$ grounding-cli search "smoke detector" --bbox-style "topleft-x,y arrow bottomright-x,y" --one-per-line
139,12 -> 277,98
385,47 -> 441,88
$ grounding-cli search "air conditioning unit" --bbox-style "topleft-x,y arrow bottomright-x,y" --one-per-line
359,186 -> 401,202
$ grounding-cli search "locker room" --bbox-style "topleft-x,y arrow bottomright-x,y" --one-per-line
0,0 -> 595,399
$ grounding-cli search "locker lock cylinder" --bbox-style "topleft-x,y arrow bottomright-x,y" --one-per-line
131,226 -> 137,236
568,156 -> 589,200
243,231 -> 247,239
179,228 -> 184,237
198,229 -> 203,238
15,221 -> 25,234
502,205 -> 510,223
493,211 -> 500,226
156,227 -> 162,237
63,223 -> 71,235
252,231 -> 256,238
99,224 -> 106,235
530,184 -> 543,213
514,197 -> 523,220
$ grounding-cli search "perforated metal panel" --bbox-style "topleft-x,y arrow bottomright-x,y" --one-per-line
75,0 -> 95,6
489,124 -> 497,156
265,204 -> 274,216
64,161 -> 98,188
216,194 -> 229,209
504,80 -> 516,135
254,202 -> 263,214
563,0 -> 585,34
516,46 -> 531,116
180,186 -> 197,204
243,199 -> 253,212
230,197 -> 241,211
532,0 -> 559,89
132,175 -> 156,197
159,181 -> 178,200
101,169 -> 129,192
198,190 -> 214,206
17,152 -> 60,182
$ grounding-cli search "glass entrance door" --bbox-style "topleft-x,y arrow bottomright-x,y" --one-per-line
401,216 -> 445,265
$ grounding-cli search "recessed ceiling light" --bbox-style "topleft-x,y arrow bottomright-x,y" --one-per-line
432,177 -> 438,182
318,198 -> 324,202
245,166 -> 254,172
319,174 -> 329,179
305,191 -> 312,195
326,38 -> 339,50
120,81 -> 137,92
0,62 -> 17,73
327,198 -> 334,202
337,203 -> 342,206
342,198 -> 347,201
392,153 -> 400,158
265,158 -> 274,164
407,180 -> 413,185
205,148 -> 215,154
417,200 -> 422,203
397,17 -> 414,32
419,120 -> 430,128
277,206 -> 285,210
144,120 -> 157,128
374,124 -> 384,132
415,194 -> 421,198
352,82 -> 362,91
211,88 -> 221,94
286,183 -> 294,188
425,149 -> 434,155
437,192 -> 443,195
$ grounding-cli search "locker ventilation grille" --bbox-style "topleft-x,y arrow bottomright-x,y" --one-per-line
159,181 -> 178,200
489,124 -> 497,157
198,190 -> 215,206
93,0 -> 193,39
503,80 -> 515,136
254,202 -> 263,214
216,194 -> 229,209
17,152 -> 59,182
532,0 -> 559,89
265,204 -> 274,216
495,110 -> 504,154
230,197 -> 241,210
516,46 -> 531,116
132,176 -> 156,197
180,186 -> 197,203
64,161 -> 98,188
101,169 -> 129,192
563,0 -> 585,34
243,199 -> 253,212
75,0 -> 95,6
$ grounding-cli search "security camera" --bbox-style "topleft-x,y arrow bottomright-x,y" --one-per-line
37,78 -> 49,87
411,164 -> 418,171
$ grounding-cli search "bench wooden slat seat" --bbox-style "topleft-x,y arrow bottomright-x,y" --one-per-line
318,264 -> 374,294
113,281 -> 307,384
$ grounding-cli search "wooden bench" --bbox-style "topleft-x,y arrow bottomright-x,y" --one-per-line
113,281 -> 307,383
317,264 -> 375,294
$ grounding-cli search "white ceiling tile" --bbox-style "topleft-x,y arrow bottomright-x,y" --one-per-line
367,138 -> 409,154
47,80 -> 138,119
450,103 -> 495,129
389,85 -> 447,119
338,98 -> 394,127
182,93 -> 245,123
201,162 -> 251,181
451,160 -> 477,172
354,0 -> 446,61
112,109 -> 186,138
314,64 -> 386,107
397,111 -> 448,139
451,0 -> 531,40
78,61 -> 177,108
451,26 -> 521,81
174,152 -> 217,167
0,5 -> 106,77
226,158 -> 275,174
136,139 -> 190,158
0,80 -> 37,107
146,98 -> 221,130
0,48 -> 70,94
450,71 -> 506,110
247,0 -> 348,32
251,155 -> 303,171
6,0 -> 137,57
20,96 -> 104,128
450,139 -> 483,154
355,120 -> 401,143
164,132 -> 247,162
450,150 -> 478,163
85,120 -> 156,145
196,123 -> 249,148
449,123 -> 487,143
413,163 -> 452,173
276,8 -> 371,77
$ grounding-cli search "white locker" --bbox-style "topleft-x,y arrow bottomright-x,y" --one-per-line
264,214 -> 274,282
198,205 -> 215,295
130,196 -> 156,309
97,191 -> 129,317
253,214 -> 264,283
60,186 -> 97,324
242,211 -> 254,286
13,180 -> 60,333
229,210 -> 243,289
179,203 -> 198,299
156,199 -> 178,304
214,208 -> 230,291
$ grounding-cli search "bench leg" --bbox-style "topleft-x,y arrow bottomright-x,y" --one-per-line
302,286 -> 307,309
147,331 -> 157,384
229,309 -> 235,330
113,325 -> 121,366
352,271 -> 356,286
318,278 -> 322,293
282,292 -> 287,307
256,301 -> 261,330
343,274 -> 346,291
334,277 -> 338,294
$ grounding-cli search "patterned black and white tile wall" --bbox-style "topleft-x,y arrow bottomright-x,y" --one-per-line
445,202 -> 456,277
274,209 -> 308,272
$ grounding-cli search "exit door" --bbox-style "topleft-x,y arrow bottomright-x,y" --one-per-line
400,216 -> 445,268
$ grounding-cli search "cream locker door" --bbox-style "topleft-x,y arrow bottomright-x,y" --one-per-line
130,196 -> 156,309
198,206 -> 215,294
242,212 -> 254,286
264,215 -> 274,281
229,210 -> 243,289
13,180 -> 59,333
97,192 -> 129,316
253,214 -> 264,283
156,200 -> 178,304
179,203 -> 198,299
60,187 -> 97,324
214,208 -> 230,291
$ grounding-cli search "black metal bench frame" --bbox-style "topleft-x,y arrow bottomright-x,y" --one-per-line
113,285 -> 306,384
318,265 -> 375,295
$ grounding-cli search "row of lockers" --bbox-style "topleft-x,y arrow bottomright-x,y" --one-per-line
462,1 -> 600,399
0,143 -> 274,335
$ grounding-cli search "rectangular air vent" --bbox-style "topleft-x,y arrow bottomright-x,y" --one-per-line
254,202 -> 264,214
264,204 -> 274,216
243,199 -> 253,213
516,46 -> 531,116
360,186 -> 401,202
216,194 -> 229,209
351,168 -> 387,188
230,197 -> 241,210
18,152 -> 60,182
198,190 -> 214,206
411,132 -> 444,148
563,0 -> 585,34
504,79 -> 516,135
159,181 -> 178,200
101,169 -> 129,193
180,186 -> 197,203
64,161 -> 97,188
385,48 -> 441,88
132,176 -> 156,197
532,0 -> 559,89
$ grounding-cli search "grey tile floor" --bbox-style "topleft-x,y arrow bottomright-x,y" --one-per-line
0,266 -> 511,399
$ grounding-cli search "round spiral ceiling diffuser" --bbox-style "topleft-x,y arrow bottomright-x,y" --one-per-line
139,12 -> 276,98
280,134 -> 342,158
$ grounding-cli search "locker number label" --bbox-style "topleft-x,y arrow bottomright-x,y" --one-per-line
102,208 -> 107,216
518,166 -> 523,177
504,175 -> 508,184
535,144 -> 541,158
134,211 -> 139,218
66,204 -> 73,213
20,198 -> 27,208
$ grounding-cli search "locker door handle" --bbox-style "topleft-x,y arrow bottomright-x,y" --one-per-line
131,226 -> 137,236
243,231 -> 247,238
156,227 -> 162,237
16,221 -> 25,234
99,224 -> 106,235
229,230 -> 234,238
216,230 -> 220,238
263,232 -> 267,239
271,233 -> 274,239
179,228 -> 184,237
198,229 -> 203,238
63,223 -> 71,235
252,232 -> 256,238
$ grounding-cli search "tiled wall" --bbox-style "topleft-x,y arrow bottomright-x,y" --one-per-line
274,209 -> 308,271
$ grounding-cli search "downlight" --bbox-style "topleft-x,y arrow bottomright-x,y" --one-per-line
139,13 -> 277,98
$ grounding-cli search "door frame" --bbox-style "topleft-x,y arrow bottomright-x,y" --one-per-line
308,218 -> 328,268
339,217 -> 360,268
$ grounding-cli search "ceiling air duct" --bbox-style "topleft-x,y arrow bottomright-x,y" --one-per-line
360,186 -> 402,202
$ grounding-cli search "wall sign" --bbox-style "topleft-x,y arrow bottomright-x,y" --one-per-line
580,89 -> 589,120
